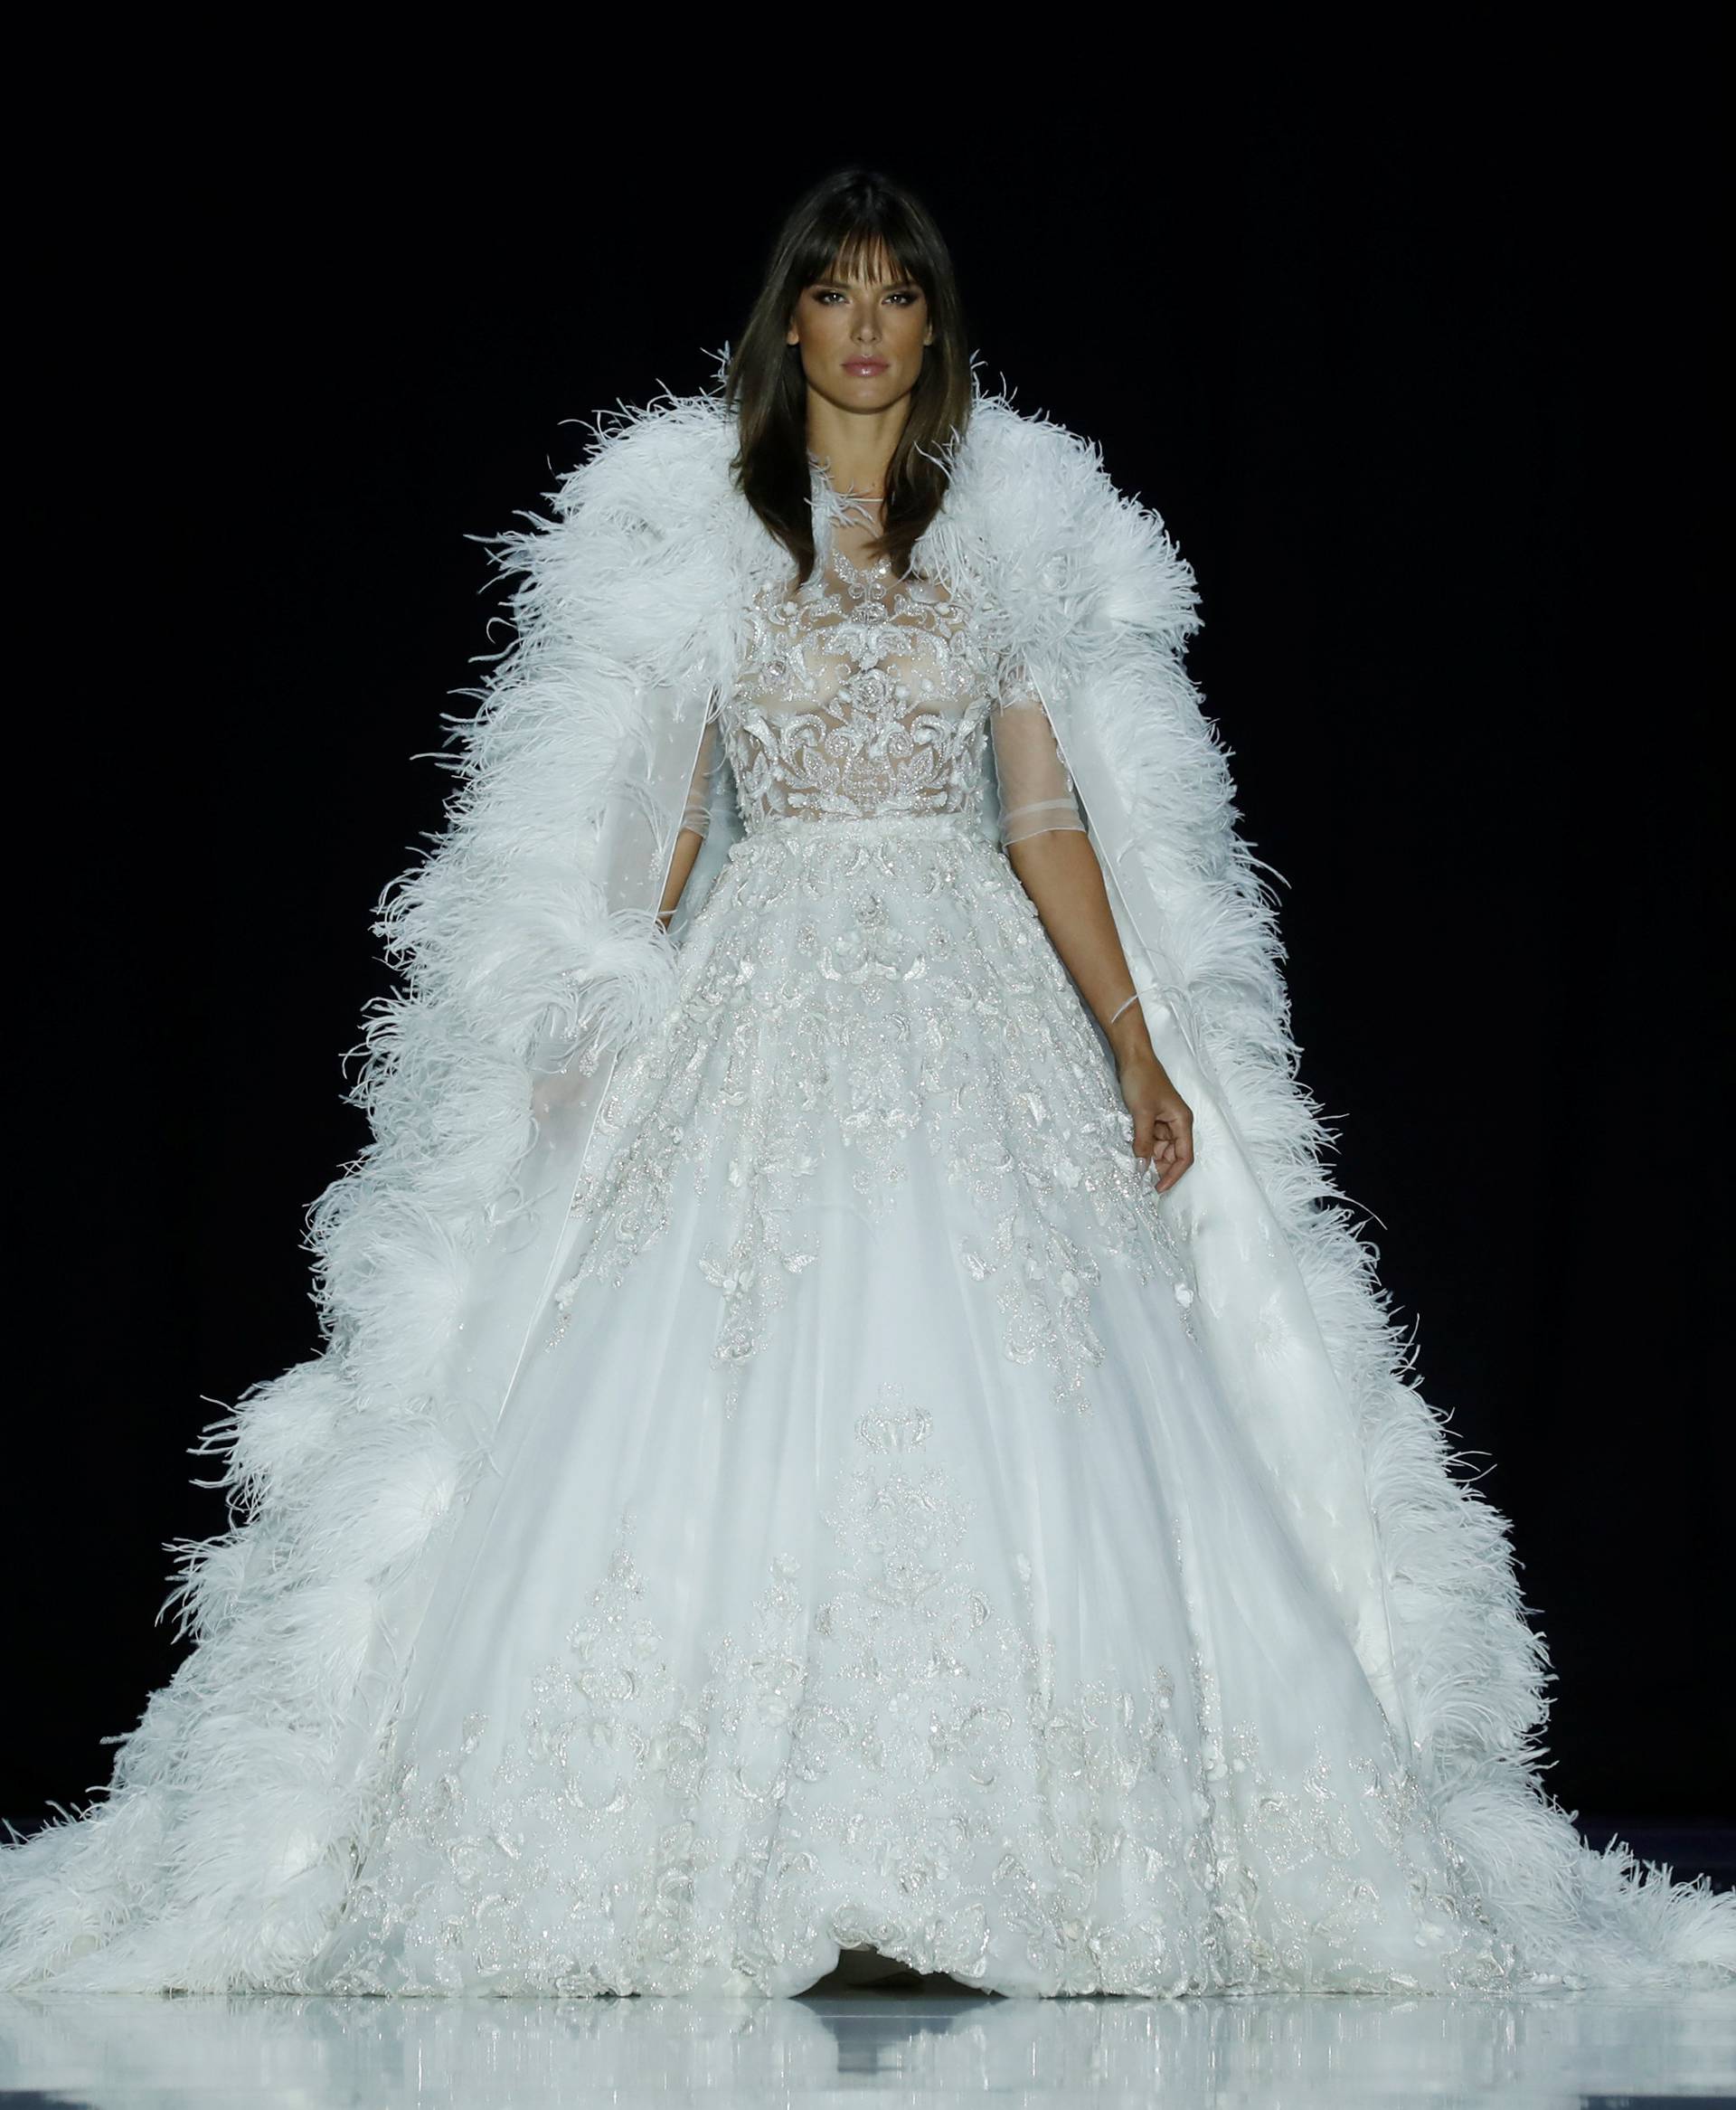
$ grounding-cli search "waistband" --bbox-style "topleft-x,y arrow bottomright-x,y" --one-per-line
735,809 -> 991,846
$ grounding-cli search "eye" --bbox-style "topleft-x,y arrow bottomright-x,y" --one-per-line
809,287 -> 921,306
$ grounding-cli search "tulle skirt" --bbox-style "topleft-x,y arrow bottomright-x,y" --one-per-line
305,809 -> 1516,1999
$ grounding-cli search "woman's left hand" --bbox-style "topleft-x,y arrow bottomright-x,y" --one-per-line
1118,1050 -> 1194,1194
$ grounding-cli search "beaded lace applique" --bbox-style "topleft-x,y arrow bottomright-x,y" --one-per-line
550,823 -> 1197,1415
722,537 -> 1000,833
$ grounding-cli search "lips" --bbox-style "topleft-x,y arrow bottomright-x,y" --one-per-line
844,360 -> 888,375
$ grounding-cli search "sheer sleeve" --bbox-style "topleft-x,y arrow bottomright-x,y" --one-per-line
679,705 -> 720,839
990,662 -> 1088,847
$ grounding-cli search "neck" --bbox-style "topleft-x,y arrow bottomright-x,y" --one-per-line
804,392 -> 910,498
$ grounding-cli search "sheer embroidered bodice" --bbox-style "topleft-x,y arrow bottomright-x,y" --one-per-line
680,481 -> 1088,847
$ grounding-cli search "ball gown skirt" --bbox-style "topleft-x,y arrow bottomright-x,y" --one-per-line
301,806 -> 1518,2001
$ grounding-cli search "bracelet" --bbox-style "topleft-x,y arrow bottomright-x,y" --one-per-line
1108,992 -> 1140,1027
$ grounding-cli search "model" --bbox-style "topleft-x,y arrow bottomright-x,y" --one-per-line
4,168 -> 1731,1999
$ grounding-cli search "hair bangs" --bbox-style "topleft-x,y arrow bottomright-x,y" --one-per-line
812,223 -> 918,291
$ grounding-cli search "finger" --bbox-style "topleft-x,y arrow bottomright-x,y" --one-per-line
1143,1121 -> 1175,1190
1156,1134 -> 1194,1192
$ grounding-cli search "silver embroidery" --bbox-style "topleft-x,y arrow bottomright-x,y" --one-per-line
549,815 -> 1195,1412
315,1379 -> 1517,1999
723,544 -> 996,829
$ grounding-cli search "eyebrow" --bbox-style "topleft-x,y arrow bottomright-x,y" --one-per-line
808,276 -> 921,291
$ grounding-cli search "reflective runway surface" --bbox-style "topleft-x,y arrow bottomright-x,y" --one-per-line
3,1985 -> 1734,2107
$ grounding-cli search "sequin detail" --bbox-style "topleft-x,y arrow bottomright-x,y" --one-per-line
315,1379 -> 1517,1999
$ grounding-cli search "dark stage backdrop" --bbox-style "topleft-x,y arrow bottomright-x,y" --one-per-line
11,75 -> 1727,1875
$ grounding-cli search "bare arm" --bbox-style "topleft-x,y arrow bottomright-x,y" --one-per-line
1005,829 -> 1195,1192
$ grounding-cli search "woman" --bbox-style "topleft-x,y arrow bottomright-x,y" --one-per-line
3,169 -> 1731,2000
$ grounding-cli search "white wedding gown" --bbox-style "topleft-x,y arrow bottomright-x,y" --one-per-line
299,508 -> 1524,2001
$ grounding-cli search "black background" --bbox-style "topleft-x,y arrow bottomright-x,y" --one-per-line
10,60 -> 1728,1859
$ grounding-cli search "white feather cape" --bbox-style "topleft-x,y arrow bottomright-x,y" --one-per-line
3,382 -> 1731,1992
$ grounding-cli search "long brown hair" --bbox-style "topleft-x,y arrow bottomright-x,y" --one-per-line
723,168 -> 972,586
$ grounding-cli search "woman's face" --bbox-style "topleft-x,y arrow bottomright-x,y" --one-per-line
786,248 -> 933,420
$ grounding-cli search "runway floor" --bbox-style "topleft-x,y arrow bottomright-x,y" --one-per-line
2,1982 -> 1734,2107
2,1829 -> 1731,2105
